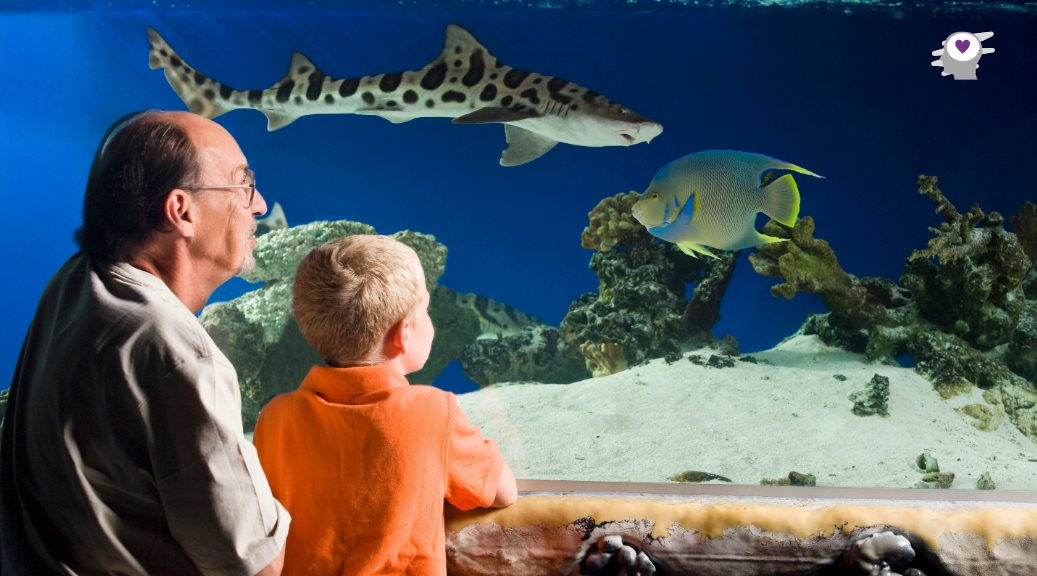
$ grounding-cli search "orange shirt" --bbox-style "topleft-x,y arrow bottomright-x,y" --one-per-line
253,365 -> 503,576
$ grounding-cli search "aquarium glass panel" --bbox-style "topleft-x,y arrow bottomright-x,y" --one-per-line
2,0 -> 1036,491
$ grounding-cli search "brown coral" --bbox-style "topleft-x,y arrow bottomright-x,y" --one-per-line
580,192 -> 643,252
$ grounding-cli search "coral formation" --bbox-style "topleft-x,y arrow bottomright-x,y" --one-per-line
562,192 -> 736,376
460,191 -> 740,385
459,325 -> 589,386
750,176 -> 1037,442
579,192 -> 643,253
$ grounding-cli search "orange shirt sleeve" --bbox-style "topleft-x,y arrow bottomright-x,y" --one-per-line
443,398 -> 503,511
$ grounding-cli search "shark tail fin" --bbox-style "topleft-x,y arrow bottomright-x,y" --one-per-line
761,173 -> 801,228
147,27 -> 237,119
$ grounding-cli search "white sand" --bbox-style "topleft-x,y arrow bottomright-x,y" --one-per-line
456,334 -> 1037,490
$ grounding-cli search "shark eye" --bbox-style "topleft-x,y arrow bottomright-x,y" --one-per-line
617,107 -> 627,114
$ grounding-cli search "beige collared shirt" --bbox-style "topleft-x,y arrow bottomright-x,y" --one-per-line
1,254 -> 289,575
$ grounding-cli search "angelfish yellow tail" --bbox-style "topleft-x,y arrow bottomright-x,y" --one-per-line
761,174 -> 801,227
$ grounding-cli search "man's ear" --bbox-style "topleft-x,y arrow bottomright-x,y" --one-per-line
165,189 -> 196,238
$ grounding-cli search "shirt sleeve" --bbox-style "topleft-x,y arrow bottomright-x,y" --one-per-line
144,349 -> 290,576
444,397 -> 504,511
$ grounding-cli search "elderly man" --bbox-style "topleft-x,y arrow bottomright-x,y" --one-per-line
1,111 -> 290,575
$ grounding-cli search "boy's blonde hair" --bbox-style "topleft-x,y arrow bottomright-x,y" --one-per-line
293,234 -> 424,367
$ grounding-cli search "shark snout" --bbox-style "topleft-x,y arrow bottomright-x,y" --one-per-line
619,121 -> 664,145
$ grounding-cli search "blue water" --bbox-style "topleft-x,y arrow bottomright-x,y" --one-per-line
2,1 -> 1035,395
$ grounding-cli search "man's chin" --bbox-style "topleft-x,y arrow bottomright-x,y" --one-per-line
237,254 -> 256,278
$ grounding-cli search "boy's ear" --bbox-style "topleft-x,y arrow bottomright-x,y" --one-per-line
386,317 -> 411,356
165,189 -> 196,238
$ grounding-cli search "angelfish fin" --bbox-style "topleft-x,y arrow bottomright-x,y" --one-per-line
676,242 -> 719,259
756,233 -> 787,245
499,125 -> 558,167
761,173 -> 801,227
759,157 -> 824,180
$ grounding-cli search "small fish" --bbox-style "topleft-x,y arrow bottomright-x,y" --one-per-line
630,150 -> 823,258
147,24 -> 662,166
255,201 -> 288,236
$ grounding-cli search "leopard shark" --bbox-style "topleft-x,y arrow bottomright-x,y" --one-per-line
147,24 -> 663,166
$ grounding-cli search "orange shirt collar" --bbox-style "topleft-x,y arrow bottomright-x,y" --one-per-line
300,364 -> 409,397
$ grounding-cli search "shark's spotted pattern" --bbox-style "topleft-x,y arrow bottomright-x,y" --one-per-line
148,24 -> 662,166
442,288 -> 544,339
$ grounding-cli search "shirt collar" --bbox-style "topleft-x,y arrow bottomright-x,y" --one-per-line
300,365 -> 409,397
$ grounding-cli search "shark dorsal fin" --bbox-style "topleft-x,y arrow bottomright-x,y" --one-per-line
289,52 -> 323,78
424,23 -> 501,70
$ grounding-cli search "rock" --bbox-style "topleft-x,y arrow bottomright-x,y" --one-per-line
976,472 -> 997,490
850,374 -> 890,417
459,325 -> 589,387
915,453 -> 939,473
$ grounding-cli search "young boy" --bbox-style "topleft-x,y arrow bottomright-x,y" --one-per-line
254,234 -> 517,575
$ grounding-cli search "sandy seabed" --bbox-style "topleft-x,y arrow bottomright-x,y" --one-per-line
457,334 -> 1037,490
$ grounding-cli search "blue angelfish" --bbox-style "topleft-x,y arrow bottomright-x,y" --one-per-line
630,150 -> 823,258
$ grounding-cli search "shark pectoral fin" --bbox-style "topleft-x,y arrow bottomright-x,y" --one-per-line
500,125 -> 558,167
263,111 -> 298,131
453,107 -> 540,125
761,173 -> 801,227
676,242 -> 718,259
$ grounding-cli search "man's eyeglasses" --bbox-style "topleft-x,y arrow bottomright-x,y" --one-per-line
185,169 -> 258,208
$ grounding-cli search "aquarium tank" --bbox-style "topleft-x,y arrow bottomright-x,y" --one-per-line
2,0 -> 1036,492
